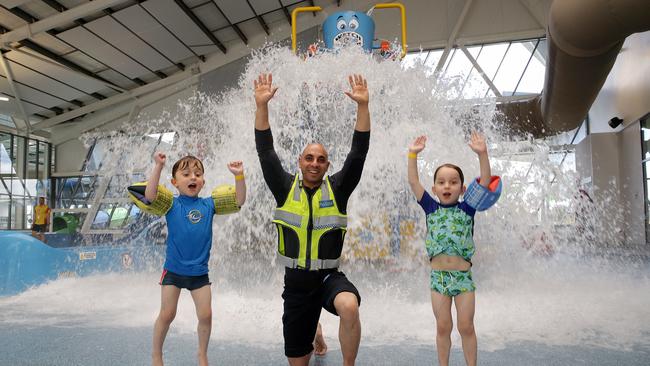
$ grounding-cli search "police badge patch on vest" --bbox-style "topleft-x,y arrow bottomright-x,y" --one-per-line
320,200 -> 334,208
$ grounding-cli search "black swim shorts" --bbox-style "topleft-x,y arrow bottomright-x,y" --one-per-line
32,224 -> 47,233
159,269 -> 211,291
282,268 -> 361,358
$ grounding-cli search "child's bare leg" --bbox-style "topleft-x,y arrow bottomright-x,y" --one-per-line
191,285 -> 212,366
431,291 -> 453,366
153,285 -> 181,366
313,322 -> 328,355
454,291 -> 477,366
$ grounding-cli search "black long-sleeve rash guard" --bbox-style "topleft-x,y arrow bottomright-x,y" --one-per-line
255,128 -> 370,213
255,127 -> 370,264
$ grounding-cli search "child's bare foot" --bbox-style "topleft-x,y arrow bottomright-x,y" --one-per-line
313,322 -> 328,356
198,353 -> 208,366
152,354 -> 163,366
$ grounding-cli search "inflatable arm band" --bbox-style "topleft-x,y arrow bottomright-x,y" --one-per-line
127,182 -> 173,216
212,185 -> 240,215
464,176 -> 502,211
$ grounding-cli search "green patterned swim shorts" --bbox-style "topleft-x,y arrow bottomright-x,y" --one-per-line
430,270 -> 475,297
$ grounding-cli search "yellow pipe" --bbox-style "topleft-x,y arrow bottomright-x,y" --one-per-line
373,3 -> 408,59
291,6 -> 322,55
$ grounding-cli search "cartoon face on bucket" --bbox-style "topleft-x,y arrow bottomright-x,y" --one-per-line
322,11 -> 375,52
186,209 -> 203,224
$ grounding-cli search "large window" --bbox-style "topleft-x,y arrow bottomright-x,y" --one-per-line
0,132 -> 52,230
402,38 -> 546,99
51,132 -> 173,234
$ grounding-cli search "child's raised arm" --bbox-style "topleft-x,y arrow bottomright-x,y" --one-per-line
408,135 -> 426,201
227,161 -> 246,207
468,131 -> 491,188
145,152 -> 166,202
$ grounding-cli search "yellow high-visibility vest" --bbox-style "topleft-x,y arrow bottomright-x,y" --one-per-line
272,174 -> 347,270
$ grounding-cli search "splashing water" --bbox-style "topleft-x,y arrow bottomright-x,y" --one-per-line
1,44 -> 649,352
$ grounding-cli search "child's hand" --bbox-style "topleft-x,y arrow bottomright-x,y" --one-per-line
409,135 -> 427,153
344,74 -> 369,105
153,152 -> 166,165
254,73 -> 278,106
468,131 -> 487,155
227,161 -> 244,176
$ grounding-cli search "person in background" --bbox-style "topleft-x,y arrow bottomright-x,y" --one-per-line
32,196 -> 50,242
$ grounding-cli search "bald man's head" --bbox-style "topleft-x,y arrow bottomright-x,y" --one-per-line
299,143 -> 330,188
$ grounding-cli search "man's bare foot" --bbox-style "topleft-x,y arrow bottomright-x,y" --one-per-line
313,322 -> 328,356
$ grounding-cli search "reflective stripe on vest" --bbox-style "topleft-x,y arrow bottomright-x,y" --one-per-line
272,174 -> 347,270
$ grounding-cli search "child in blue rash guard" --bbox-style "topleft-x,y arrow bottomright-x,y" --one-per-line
407,132 -> 500,366
135,152 -> 246,366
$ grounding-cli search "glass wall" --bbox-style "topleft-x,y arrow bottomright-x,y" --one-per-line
402,38 -> 546,99
641,116 -> 650,243
0,131 -> 52,230
51,132 -> 172,235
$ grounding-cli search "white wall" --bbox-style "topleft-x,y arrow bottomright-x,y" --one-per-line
579,31 -> 650,246
619,123 -> 645,246
589,32 -> 650,133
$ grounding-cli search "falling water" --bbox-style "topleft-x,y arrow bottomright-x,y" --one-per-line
1,44 -> 649,354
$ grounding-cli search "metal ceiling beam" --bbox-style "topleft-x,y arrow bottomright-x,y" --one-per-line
43,0 -> 185,73
435,0 -> 474,74
278,0 -> 292,24
212,1 -> 248,44
0,0 -> 126,44
34,66 -> 197,130
14,41 -> 112,98
136,2 -> 205,62
2,5 -> 38,23
45,0 -> 332,135
41,0 -> 66,12
0,52 -> 32,132
52,75 -> 197,145
459,45 -> 502,97
173,0 -> 227,53
245,0 -> 269,35
0,9 -> 123,95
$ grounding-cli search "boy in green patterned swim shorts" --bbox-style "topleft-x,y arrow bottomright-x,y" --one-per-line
407,132 -> 501,366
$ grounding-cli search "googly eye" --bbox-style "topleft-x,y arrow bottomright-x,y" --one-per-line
337,19 -> 346,30
349,19 -> 359,30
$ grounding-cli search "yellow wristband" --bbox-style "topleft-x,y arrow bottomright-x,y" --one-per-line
235,175 -> 245,181
408,152 -> 417,159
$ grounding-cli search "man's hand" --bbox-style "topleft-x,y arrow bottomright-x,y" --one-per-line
344,74 -> 369,105
254,73 -> 278,106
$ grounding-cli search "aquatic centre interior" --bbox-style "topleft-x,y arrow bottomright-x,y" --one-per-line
0,0 -> 649,365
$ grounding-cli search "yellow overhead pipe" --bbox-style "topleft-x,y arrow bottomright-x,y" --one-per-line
291,6 -> 322,54
372,3 -> 408,59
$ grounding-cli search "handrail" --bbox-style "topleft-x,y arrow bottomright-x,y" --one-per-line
372,3 -> 407,58
291,6 -> 322,54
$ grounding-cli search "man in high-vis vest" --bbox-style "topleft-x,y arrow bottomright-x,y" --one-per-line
254,73 -> 369,366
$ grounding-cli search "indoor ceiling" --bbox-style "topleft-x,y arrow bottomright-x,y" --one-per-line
0,0 -> 336,133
